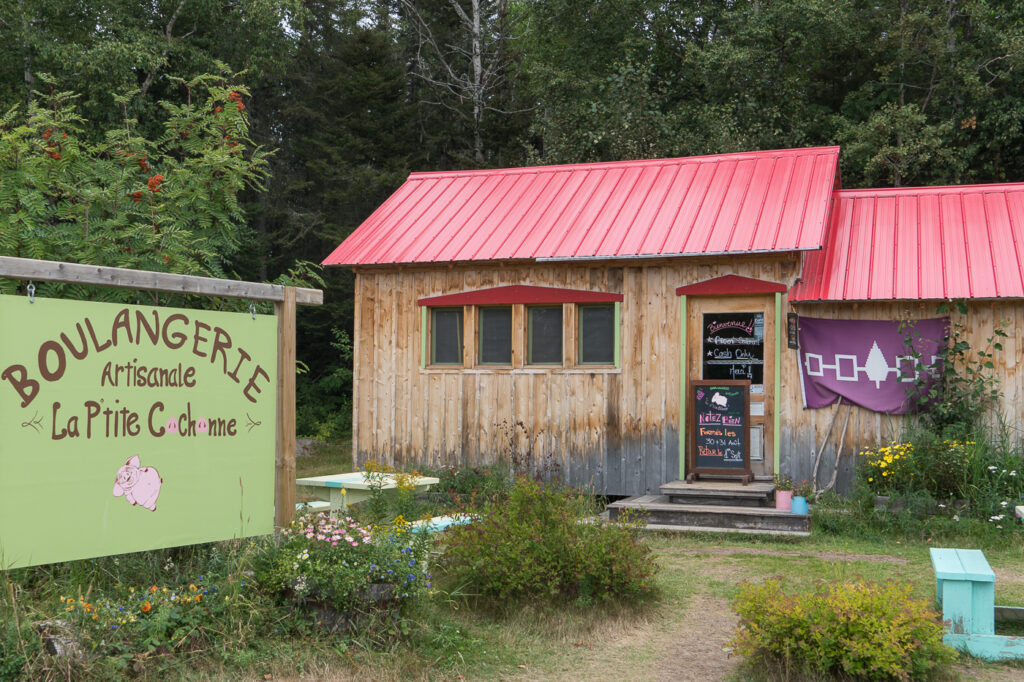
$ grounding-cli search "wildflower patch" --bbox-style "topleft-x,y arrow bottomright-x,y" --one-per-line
254,513 -> 431,620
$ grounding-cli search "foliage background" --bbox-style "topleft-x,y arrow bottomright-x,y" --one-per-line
3,0 -> 1024,432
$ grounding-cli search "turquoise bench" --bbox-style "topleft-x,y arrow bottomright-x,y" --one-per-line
930,547 -> 1024,661
409,514 -> 475,534
295,500 -> 331,513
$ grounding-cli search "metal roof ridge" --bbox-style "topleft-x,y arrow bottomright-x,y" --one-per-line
404,146 -> 842,180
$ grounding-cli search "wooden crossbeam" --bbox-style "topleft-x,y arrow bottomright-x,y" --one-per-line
0,255 -> 323,306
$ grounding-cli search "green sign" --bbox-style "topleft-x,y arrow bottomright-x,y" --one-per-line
0,295 -> 277,568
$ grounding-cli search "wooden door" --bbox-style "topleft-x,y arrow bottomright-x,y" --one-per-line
686,295 -> 775,478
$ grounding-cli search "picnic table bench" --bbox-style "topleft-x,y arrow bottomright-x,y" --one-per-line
929,547 -> 1024,661
294,472 -> 440,514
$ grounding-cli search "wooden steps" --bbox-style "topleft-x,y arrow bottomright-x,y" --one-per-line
659,479 -> 774,507
607,480 -> 811,537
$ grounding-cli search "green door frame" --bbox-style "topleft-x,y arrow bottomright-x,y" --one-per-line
677,292 -> 782,478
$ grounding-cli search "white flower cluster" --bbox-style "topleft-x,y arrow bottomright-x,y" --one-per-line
292,548 -> 311,570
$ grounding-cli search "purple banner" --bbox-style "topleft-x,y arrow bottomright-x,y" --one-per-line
798,317 -> 947,413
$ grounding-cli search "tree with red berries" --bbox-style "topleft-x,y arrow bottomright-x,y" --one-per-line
0,73 -> 272,301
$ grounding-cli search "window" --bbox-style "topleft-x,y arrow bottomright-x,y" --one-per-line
478,306 -> 512,364
578,304 -> 615,364
430,308 -> 463,365
420,286 -> 622,371
527,306 -> 563,364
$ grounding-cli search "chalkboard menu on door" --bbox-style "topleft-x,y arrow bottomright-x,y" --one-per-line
702,312 -> 764,387
688,380 -> 751,482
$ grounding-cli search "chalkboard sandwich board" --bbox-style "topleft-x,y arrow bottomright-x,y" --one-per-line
687,380 -> 752,484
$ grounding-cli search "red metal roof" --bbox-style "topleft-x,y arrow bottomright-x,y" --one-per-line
322,147 -> 840,266
790,183 -> 1024,302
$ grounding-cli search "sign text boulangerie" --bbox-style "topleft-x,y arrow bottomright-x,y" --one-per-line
0,295 -> 276,568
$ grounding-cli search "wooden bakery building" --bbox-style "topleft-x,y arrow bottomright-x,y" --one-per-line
323,146 -> 1024,495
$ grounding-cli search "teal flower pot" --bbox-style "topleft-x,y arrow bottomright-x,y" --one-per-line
791,496 -> 809,515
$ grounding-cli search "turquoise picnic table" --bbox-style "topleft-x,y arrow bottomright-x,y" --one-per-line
295,472 -> 440,514
930,547 -> 1024,661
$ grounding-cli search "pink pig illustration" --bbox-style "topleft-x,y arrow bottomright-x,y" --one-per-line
112,455 -> 163,511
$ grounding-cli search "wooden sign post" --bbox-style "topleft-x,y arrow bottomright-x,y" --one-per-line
687,379 -> 752,484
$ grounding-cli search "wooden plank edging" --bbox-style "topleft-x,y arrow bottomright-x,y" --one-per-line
0,256 -> 323,306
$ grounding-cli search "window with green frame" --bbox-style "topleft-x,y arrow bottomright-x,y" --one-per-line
430,307 -> 463,365
527,305 -> 563,364
478,306 -> 512,364
578,304 -> 615,364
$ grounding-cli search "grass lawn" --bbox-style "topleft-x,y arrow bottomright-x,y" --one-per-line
278,528 -> 1024,681
7,445 -> 1024,680
296,437 -> 354,478
266,452 -> 1024,680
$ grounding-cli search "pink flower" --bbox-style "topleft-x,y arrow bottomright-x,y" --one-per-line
305,532 -> 314,539
351,541 -> 358,547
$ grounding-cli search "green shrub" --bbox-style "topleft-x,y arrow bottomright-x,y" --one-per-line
439,478 -> 657,604
428,466 -> 512,509
730,578 -> 956,680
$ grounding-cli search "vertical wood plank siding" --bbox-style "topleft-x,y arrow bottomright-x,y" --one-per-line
352,261 -> 1023,495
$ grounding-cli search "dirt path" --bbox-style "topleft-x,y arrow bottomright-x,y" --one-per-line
521,594 -> 737,682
